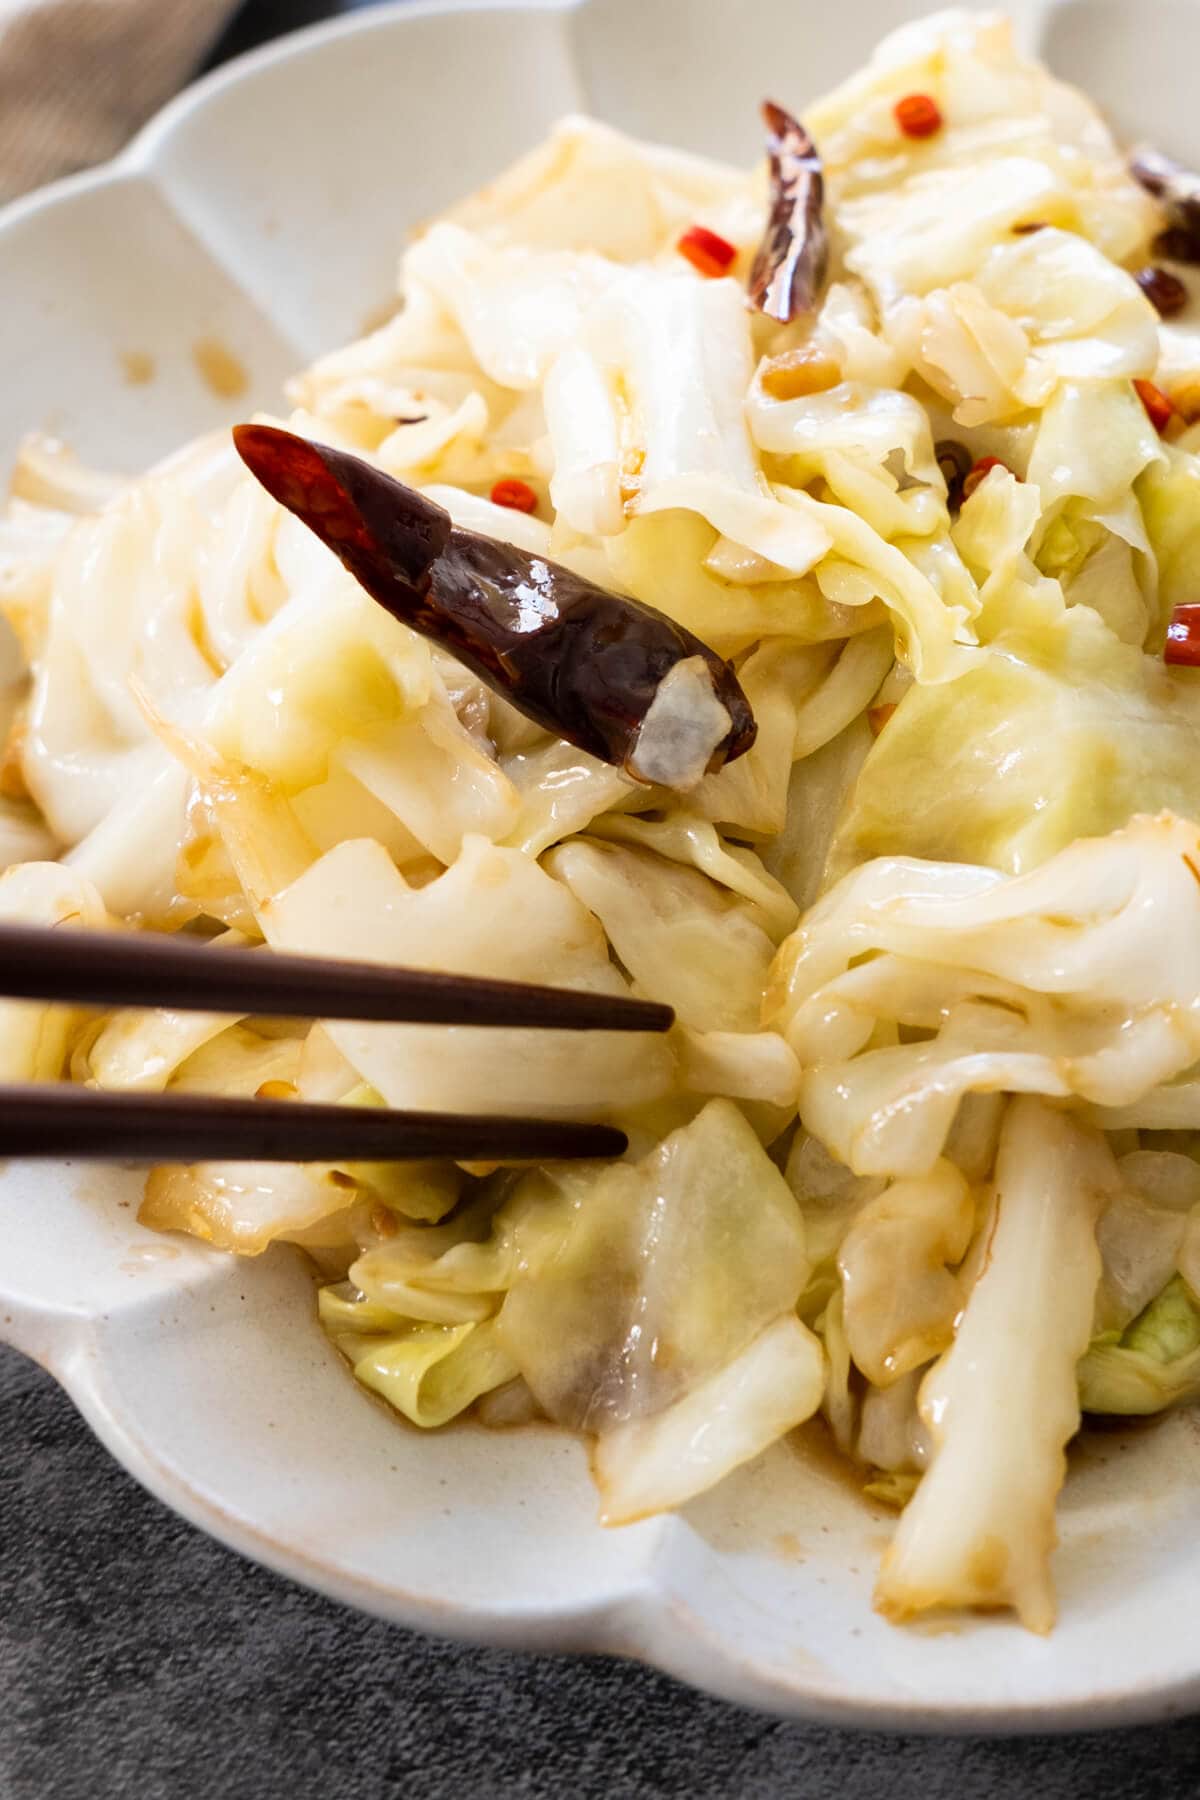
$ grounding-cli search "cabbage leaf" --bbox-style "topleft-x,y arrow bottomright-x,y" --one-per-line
876,1098 -> 1111,1631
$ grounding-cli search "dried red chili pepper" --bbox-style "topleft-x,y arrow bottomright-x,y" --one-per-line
1135,378 -> 1176,435
748,102 -> 828,323
1165,604 -> 1200,667
677,225 -> 738,278
894,94 -> 942,139
1135,265 -> 1189,318
490,477 -> 539,513
1132,147 -> 1200,262
233,426 -> 756,789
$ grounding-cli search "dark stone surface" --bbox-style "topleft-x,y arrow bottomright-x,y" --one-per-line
6,1340 -> 1200,1798
204,0 -> 356,67
5,2 -> 1200,1793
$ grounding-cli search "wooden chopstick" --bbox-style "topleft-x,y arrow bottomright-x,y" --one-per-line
0,924 -> 673,1033
0,1086 -> 627,1163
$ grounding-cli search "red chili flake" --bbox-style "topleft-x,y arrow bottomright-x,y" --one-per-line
677,225 -> 738,278
868,702 -> 897,736
489,477 -> 539,514
961,456 -> 1009,503
894,94 -> 943,139
1134,378 -> 1176,435
1165,604 -> 1200,666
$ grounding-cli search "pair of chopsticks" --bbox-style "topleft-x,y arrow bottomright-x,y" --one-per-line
0,925 -> 673,1163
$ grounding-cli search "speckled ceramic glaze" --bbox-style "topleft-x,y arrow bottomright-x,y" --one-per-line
3,0 -> 1200,1732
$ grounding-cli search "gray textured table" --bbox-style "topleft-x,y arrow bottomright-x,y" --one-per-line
6,1333 -> 1200,1798
5,1334 -> 1200,1797
5,3 -> 1200,1794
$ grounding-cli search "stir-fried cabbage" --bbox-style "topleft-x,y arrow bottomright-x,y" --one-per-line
838,1160 -> 974,1385
318,1098 -> 823,1510
877,1098 -> 1112,1632
266,833 -> 676,1119
5,5 -> 1200,1632
831,588 -> 1200,877
771,813 -> 1200,1177
1079,1277 -> 1200,1415
0,862 -> 109,1079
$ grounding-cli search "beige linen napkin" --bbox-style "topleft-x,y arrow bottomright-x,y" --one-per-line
0,0 -> 238,202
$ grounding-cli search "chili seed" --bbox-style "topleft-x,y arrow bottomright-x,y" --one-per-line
256,1080 -> 298,1101
760,347 -> 842,401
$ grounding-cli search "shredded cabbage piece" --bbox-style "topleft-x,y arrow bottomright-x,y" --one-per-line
1079,1277 -> 1200,1415
838,1160 -> 974,1386
876,1098 -> 1111,1632
594,1315 -> 826,1524
772,813 -> 1200,1177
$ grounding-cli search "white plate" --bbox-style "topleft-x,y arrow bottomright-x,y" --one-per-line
3,0 -> 1200,1733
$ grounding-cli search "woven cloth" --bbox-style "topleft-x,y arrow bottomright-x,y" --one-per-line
0,0 -> 236,201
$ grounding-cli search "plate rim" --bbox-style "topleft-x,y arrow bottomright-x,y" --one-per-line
50,1305 -> 1200,1736
2,0 -> 1198,1735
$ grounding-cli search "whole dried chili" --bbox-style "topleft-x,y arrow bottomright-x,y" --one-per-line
1131,147 -> 1200,263
233,425 -> 756,789
748,101 -> 828,324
